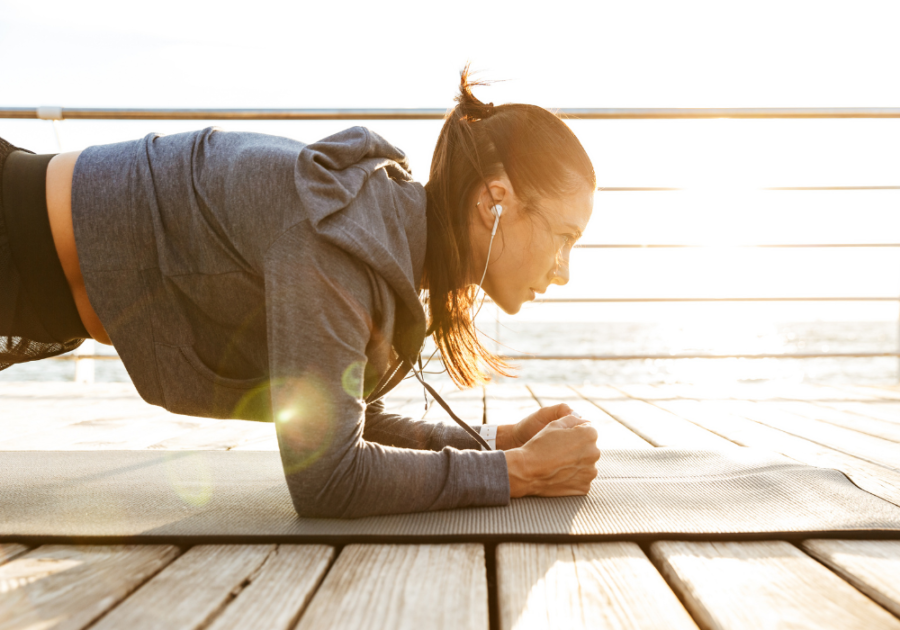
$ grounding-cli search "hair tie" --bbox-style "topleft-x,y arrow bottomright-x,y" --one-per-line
485,102 -> 495,117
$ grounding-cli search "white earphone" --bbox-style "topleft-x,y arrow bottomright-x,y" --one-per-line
490,204 -> 503,236
473,202 -> 503,318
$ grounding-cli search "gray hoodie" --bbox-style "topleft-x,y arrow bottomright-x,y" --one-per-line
71,126 -> 510,517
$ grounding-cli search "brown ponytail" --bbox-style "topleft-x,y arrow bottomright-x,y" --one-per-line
422,64 -> 596,388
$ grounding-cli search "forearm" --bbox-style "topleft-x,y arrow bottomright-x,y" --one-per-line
281,438 -> 510,518
362,411 -> 442,450
364,399 -> 484,451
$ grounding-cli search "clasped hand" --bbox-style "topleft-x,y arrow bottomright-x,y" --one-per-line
498,403 -> 601,498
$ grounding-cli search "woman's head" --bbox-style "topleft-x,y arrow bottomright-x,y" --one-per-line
422,65 -> 596,388
467,172 -> 593,314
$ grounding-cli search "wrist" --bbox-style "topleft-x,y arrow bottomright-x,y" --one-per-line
504,448 -> 531,498
495,424 -> 517,450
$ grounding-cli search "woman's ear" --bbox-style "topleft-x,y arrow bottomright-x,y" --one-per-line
474,177 -> 512,231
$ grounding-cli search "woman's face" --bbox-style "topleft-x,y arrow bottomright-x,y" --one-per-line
473,178 -> 594,315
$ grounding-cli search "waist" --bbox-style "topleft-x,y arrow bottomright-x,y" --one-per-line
1,150 -> 89,342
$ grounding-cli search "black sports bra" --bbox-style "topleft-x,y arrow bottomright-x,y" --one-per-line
0,141 -> 88,370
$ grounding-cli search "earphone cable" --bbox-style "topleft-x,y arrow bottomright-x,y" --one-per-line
471,211 -> 497,320
404,355 -> 492,451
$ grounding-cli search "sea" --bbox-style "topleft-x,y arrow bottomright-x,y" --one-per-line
4,321 -> 898,387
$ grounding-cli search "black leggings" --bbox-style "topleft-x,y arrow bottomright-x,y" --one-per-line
0,137 -> 87,370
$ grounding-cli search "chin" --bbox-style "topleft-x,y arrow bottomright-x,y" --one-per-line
495,298 -> 523,315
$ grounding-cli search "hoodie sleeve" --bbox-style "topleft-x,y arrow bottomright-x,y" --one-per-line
363,397 -> 485,452
264,221 -> 510,518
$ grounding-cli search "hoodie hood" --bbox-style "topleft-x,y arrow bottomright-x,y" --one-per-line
292,126 -> 428,360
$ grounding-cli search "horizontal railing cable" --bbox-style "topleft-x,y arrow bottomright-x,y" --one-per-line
599,186 -> 900,191
573,243 -> 900,249
49,352 -> 900,362
523,297 -> 900,303
497,352 -> 900,360
4,107 -> 900,120
6,106 -> 897,376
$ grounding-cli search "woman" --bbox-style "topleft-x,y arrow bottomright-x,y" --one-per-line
0,69 -> 600,518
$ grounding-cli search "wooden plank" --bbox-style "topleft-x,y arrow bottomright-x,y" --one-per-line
646,397 -> 900,507
388,395 -> 432,421
383,377 -> 431,401
423,387 -> 485,426
692,399 -> 900,471
484,384 -> 540,426
205,545 -> 334,630
0,415 -> 209,450
0,397 -> 150,417
0,382 -> 142,400
0,402 -> 170,443
524,383 -> 596,415
496,542 -> 698,630
576,385 -> 737,449
527,384 -> 652,449
802,539 -> 900,618
573,383 -> 633,401
768,382 -> 884,402
650,540 -> 900,630
226,434 -> 280,451
0,381 -> 146,404
626,381 -> 883,403
0,545 -> 180,630
831,384 -> 900,401
383,379 -> 432,421
148,420 -> 276,450
771,400 -> 900,443
611,383 -> 680,401
90,545 -> 275,630
812,400 -> 900,425
0,544 -> 29,566
295,544 -> 487,630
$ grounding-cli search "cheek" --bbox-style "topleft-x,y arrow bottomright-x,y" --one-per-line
537,239 -> 560,268
519,245 -> 556,283
504,223 -> 555,280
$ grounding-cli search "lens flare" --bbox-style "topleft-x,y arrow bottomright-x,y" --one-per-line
342,361 -> 366,398
231,380 -> 275,421
164,452 -> 214,507
274,373 -> 337,475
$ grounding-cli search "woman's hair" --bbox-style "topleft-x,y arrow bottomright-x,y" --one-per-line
422,64 -> 597,388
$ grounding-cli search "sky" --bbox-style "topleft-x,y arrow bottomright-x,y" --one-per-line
1,0 -> 899,326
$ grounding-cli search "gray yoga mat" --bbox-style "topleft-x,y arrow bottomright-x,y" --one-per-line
2,448 -> 899,542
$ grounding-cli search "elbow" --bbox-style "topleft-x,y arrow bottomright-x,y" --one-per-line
286,481 -> 351,519
283,470 -> 362,519
290,501 -> 343,520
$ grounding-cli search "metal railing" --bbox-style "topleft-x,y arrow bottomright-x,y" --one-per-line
3,106 -> 899,380
4,107 -> 900,120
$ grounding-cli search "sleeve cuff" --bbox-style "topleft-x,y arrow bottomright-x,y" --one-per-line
478,425 -> 498,451
433,423 -> 504,451
430,446 -> 511,510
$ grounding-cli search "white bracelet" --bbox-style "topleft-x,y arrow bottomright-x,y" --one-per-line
479,425 -> 498,451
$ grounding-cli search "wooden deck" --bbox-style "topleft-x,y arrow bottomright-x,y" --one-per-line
2,379 -> 900,629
